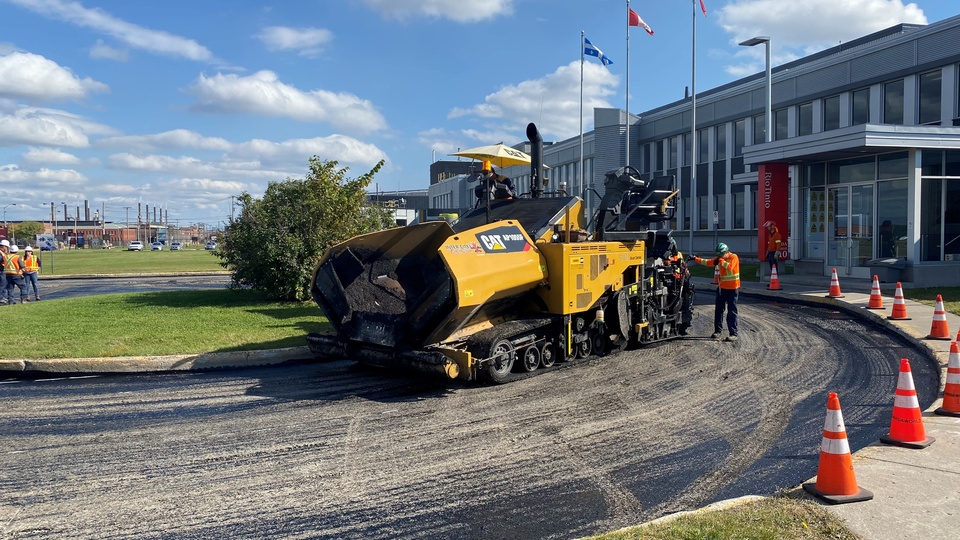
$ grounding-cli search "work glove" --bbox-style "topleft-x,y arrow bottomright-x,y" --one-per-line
713,257 -> 721,266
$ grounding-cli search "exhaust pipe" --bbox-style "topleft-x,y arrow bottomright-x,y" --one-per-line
526,123 -> 544,199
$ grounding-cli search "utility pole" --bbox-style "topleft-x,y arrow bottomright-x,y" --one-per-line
124,206 -> 130,245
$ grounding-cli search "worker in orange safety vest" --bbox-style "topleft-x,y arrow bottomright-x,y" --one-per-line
3,244 -> 27,305
763,220 -> 782,277
22,245 -> 41,301
690,242 -> 740,342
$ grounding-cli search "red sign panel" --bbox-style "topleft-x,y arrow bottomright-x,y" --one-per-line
757,163 -> 789,260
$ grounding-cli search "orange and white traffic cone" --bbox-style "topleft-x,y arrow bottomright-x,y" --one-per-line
802,392 -> 874,504
888,282 -> 911,320
866,275 -> 884,310
767,266 -> 781,290
925,294 -> 952,340
825,268 -> 844,298
935,341 -> 960,418
712,265 -> 719,285
880,358 -> 935,449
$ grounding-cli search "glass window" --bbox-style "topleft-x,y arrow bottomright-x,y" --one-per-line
684,132 -> 692,167
715,125 -> 727,161
655,139 -> 664,172
643,143 -> 652,174
669,137 -> 678,169
798,102 -> 813,136
878,152 -> 908,180
827,156 -> 875,184
774,108 -> 788,140
918,69 -> 942,125
920,178 -> 942,261
823,95 -> 840,131
804,188 -> 826,259
733,188 -> 744,228
884,79 -> 904,124
852,88 -> 870,125
749,184 -> 759,229
698,128 -> 709,164
714,194 -> 726,229
753,114 -> 766,144
697,195 -> 709,230
734,119 -> 746,156
877,179 -> 907,258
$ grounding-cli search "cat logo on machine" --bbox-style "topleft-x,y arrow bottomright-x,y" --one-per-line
477,225 -> 531,254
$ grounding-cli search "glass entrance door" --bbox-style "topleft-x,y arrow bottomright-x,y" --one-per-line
828,184 -> 874,278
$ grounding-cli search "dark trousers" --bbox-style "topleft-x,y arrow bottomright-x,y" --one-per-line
766,251 -> 779,275
714,288 -> 739,336
5,274 -> 26,303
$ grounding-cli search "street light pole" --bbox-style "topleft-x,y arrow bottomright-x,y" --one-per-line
739,36 -> 772,143
740,36 -> 773,280
2,203 -> 15,243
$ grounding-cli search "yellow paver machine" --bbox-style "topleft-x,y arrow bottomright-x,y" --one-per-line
308,123 -> 693,383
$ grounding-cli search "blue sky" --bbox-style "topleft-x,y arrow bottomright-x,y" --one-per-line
0,0 -> 954,228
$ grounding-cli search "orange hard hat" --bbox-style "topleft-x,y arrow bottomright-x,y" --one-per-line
481,160 -> 492,171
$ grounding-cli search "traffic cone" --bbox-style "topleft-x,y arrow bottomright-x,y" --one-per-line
802,392 -> 874,504
934,341 -> 960,417
825,268 -> 844,298
767,266 -> 781,290
888,282 -> 911,320
880,358 -> 935,449
925,294 -> 952,340
866,275 -> 884,309
712,265 -> 719,285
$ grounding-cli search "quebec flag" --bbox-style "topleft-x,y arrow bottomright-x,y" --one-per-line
584,37 -> 613,66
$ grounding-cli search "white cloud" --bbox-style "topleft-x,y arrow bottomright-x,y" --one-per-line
232,136 -> 388,168
0,103 -> 116,147
98,129 -> 232,151
186,71 -> 387,133
448,61 -> 619,141
256,26 -> 333,57
5,0 -> 215,62
22,147 -> 90,165
719,0 -> 928,75
89,39 -> 129,62
0,163 -> 86,186
361,0 -> 514,23
0,51 -> 108,101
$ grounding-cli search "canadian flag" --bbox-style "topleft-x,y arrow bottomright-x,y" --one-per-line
700,0 -> 708,17
628,8 -> 654,36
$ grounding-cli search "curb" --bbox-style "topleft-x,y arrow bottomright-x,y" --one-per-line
0,346 -> 318,374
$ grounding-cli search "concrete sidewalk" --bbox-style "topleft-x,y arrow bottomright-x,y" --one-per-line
699,272 -> 960,540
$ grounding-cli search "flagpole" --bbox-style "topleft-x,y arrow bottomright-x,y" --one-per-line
625,0 -> 630,167
580,30 -> 585,201
689,0 -> 697,254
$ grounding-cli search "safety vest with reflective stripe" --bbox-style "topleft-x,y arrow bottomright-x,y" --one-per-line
696,253 -> 740,290
4,253 -> 23,275
24,254 -> 40,273
767,227 -> 782,253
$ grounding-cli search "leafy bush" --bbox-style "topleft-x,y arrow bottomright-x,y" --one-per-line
218,158 -> 394,301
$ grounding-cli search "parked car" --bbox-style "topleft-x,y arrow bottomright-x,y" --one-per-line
170,241 -> 183,251
151,242 -> 164,251
127,241 -> 144,251
205,241 -> 217,250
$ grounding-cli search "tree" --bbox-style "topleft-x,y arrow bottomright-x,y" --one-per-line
218,158 -> 395,301
11,221 -> 45,245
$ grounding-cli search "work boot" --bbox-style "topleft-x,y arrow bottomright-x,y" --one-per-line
677,324 -> 688,336
725,335 -> 738,342
35,295 -> 41,301
711,332 -> 722,339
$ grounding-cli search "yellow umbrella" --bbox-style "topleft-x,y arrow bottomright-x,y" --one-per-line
451,143 -> 531,169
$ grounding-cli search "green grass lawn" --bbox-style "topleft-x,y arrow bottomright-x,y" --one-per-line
3,289 -> 330,359
589,495 -> 863,540
35,246 -> 225,275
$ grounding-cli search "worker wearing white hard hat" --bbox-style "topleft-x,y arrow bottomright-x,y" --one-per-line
3,243 -> 28,304
22,245 -> 41,301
